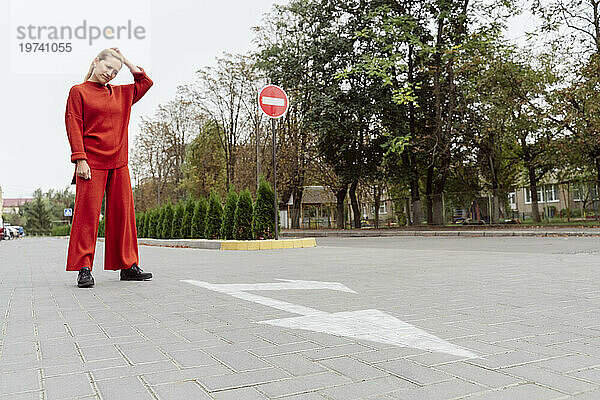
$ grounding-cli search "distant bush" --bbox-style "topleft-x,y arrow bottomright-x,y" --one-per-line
253,177 -> 275,239
182,198 -> 195,239
161,203 -> 175,239
205,191 -> 223,240
172,202 -> 185,239
51,224 -> 71,236
142,211 -> 151,238
234,190 -> 253,240
148,208 -> 159,238
191,198 -> 208,238
221,188 -> 238,240
136,212 -> 145,238
98,219 -> 105,237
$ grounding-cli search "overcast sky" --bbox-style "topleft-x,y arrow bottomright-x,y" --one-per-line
0,0 -> 536,199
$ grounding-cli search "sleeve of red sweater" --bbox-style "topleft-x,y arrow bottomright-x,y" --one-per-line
65,86 -> 87,163
131,66 -> 153,105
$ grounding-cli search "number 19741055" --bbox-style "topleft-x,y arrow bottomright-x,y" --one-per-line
19,42 -> 72,52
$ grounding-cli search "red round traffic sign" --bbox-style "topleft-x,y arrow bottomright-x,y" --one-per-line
258,85 -> 289,119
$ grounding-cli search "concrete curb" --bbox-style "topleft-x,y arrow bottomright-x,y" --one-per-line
281,230 -> 600,238
135,237 -> 317,250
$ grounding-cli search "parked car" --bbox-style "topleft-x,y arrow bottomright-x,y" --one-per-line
3,226 -> 13,240
3,225 -> 21,239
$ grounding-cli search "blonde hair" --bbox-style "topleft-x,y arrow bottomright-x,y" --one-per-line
84,49 -> 123,81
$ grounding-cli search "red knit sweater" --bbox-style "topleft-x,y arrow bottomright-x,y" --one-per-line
65,67 -> 153,170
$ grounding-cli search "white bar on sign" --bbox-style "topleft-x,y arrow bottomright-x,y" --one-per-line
262,96 -> 285,106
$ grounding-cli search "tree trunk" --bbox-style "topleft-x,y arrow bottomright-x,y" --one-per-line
489,154 -> 500,223
430,15 -> 445,226
406,45 -> 424,226
373,185 -> 380,229
528,166 -> 541,223
349,179 -> 361,229
335,185 -> 347,229
432,193 -> 444,225
426,165 -> 434,224
432,156 -> 450,226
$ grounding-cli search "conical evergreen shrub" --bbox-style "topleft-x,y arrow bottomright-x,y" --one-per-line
204,191 -> 223,240
136,212 -> 144,238
221,188 -> 238,240
253,176 -> 276,239
161,203 -> 175,239
142,211 -> 151,238
172,202 -> 185,238
234,189 -> 253,240
147,208 -> 158,238
156,205 -> 167,239
181,197 -> 195,238
191,198 -> 208,238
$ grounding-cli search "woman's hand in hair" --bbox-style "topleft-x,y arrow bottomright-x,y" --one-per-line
111,47 -> 142,73
76,159 -> 91,180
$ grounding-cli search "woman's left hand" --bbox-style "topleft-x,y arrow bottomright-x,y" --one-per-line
110,47 -> 124,60
111,47 -> 141,73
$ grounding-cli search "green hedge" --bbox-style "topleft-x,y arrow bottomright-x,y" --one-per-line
221,188 -> 238,240
205,191 -> 223,240
51,224 -> 71,236
191,198 -> 208,238
136,188 -> 267,241
234,190 -> 253,240
253,177 -> 276,239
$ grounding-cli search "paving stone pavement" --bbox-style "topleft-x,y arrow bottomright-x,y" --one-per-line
2,236 -> 600,399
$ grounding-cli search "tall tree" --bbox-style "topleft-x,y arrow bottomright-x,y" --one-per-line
191,54 -> 255,190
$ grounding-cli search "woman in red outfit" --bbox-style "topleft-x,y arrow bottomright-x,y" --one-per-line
65,47 -> 153,287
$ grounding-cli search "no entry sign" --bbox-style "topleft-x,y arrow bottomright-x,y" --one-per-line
259,85 -> 289,119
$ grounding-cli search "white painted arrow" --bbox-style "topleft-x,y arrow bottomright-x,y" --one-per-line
182,279 -> 477,358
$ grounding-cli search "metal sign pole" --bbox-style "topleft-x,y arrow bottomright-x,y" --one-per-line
272,118 -> 278,240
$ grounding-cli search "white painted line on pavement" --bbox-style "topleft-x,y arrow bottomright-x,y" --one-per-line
181,279 -> 477,358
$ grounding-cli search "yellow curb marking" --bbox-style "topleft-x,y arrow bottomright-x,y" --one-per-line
219,238 -> 316,251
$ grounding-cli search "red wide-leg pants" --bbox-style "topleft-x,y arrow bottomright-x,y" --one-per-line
66,166 -> 139,271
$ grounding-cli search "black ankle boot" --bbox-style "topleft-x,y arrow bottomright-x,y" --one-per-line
120,264 -> 153,281
77,267 -> 95,288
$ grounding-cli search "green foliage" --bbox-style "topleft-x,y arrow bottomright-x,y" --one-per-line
147,208 -> 158,238
161,203 -> 175,239
51,224 -> 71,236
191,198 -> 208,238
23,189 -> 52,235
98,218 -> 105,237
252,177 -> 275,239
181,198 -> 195,238
204,191 -> 223,240
181,121 -> 227,199
221,188 -> 238,240
234,190 -> 254,240
136,212 -> 145,238
171,202 -> 186,239
142,211 -> 151,238
154,206 -> 164,239
3,211 -> 26,227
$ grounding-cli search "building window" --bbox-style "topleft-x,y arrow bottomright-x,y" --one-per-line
524,185 -> 559,204
524,187 -> 543,204
573,184 -> 599,202
379,202 -> 387,214
508,192 -> 516,205
544,184 -> 559,202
